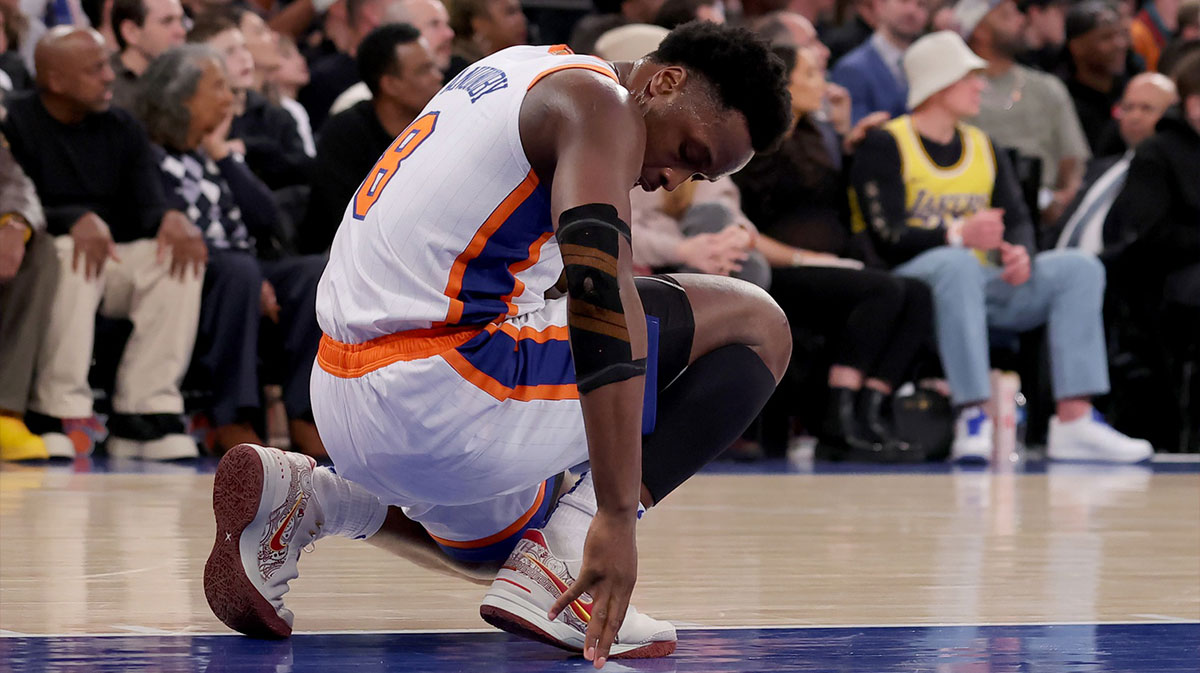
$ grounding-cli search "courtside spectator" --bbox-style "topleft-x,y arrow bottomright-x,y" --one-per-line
0,117 -> 57,461
850,31 -> 1152,463
3,27 -> 206,461
1104,52 -> 1199,305
750,10 -> 830,68
1064,1 -> 1135,153
136,45 -> 328,458
447,0 -> 527,78
302,23 -> 441,254
109,0 -> 187,108
735,44 -> 930,460
831,0 -> 929,124
228,6 -> 282,93
960,0 -> 1088,224
1052,72 -> 1176,253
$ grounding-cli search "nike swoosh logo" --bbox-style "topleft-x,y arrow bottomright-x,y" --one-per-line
268,496 -> 303,552
523,552 -> 592,623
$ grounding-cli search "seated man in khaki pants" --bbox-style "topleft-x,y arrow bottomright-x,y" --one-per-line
1,27 -> 207,460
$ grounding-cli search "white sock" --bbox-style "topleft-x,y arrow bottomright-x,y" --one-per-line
541,472 -> 645,559
312,467 -> 388,540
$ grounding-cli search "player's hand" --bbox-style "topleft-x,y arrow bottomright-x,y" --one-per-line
961,209 -> 1005,250
0,220 -> 28,282
260,280 -> 281,323
70,212 -> 119,281
678,232 -> 749,276
549,509 -> 637,669
156,211 -> 207,280
999,242 -> 1031,286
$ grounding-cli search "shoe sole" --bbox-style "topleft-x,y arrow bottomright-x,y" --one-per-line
479,592 -> 675,659
203,444 -> 291,639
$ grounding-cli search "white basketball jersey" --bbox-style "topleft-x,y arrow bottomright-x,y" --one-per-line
317,45 -> 620,344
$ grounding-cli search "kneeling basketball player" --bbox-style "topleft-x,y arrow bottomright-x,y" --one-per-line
204,21 -> 792,668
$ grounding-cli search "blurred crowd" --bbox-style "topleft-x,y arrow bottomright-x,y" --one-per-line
0,0 -> 1196,465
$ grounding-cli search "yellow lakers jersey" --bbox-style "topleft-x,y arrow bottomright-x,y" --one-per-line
851,115 -> 998,264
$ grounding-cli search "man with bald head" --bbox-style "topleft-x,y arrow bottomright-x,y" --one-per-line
1052,72 -> 1177,253
1,27 -> 207,460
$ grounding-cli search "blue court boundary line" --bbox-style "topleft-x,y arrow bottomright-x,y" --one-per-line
4,619 -> 1197,638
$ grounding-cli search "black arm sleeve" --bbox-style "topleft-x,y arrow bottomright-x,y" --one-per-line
849,129 -> 947,267
215,155 -> 281,237
991,142 -> 1036,257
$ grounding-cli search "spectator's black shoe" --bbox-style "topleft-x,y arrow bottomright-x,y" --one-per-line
825,387 -> 885,458
857,390 -> 924,462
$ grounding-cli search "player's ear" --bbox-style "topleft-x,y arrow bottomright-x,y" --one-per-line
648,66 -> 687,99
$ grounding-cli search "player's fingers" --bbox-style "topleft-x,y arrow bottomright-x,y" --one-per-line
582,587 -> 609,662
593,597 -> 626,669
548,575 -> 590,621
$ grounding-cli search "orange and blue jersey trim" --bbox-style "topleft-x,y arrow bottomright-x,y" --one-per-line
440,170 -> 553,326
429,474 -> 563,563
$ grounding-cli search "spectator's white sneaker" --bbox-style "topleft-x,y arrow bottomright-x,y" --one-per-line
204,444 -> 324,638
480,529 -> 676,659
42,432 -> 75,459
1047,410 -> 1153,463
141,434 -> 199,461
951,407 -> 992,463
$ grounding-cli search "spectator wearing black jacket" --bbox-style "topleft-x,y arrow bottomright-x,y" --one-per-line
2,27 -> 206,461
734,43 -> 932,459
300,23 -> 442,254
136,45 -> 329,458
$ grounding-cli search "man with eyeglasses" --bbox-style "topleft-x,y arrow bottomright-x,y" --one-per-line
957,0 -> 1089,226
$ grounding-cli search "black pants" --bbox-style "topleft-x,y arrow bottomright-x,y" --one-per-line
769,266 -> 932,387
194,250 -> 326,426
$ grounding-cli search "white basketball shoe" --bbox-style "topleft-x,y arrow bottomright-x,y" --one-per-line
204,444 -> 324,638
480,529 -> 676,659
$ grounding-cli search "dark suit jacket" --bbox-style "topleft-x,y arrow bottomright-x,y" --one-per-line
830,39 -> 908,125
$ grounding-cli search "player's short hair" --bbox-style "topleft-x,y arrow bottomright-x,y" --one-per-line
1174,50 -> 1200,102
187,12 -> 239,44
357,22 -> 423,96
135,44 -> 224,151
649,21 -> 792,153
111,0 -> 147,52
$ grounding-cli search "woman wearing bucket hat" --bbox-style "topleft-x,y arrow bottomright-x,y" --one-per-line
849,31 -> 1153,464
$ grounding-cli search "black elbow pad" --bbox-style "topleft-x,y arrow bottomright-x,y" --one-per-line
556,204 -> 645,394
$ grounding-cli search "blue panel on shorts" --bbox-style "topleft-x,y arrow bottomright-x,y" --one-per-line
642,315 -> 659,435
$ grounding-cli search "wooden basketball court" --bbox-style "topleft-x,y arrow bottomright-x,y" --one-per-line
2,456 -> 1198,671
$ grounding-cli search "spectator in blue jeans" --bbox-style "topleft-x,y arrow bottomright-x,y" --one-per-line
135,45 -> 328,458
850,31 -> 1152,463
